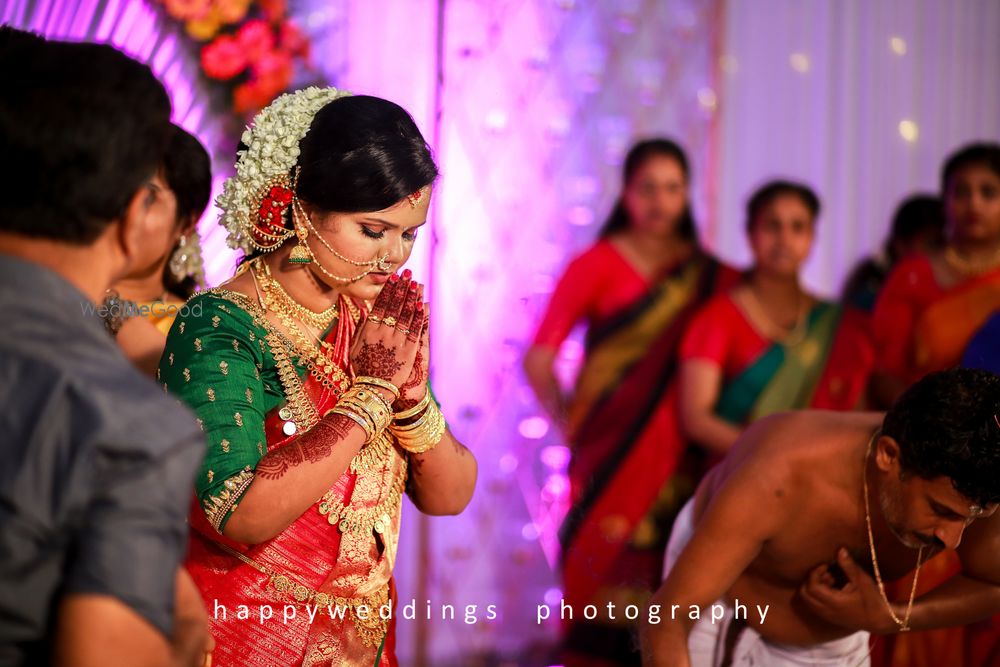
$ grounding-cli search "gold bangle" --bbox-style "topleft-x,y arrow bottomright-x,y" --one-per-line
343,386 -> 392,433
391,400 -> 446,454
393,409 -> 431,432
349,381 -> 394,416
355,376 -> 401,401
328,406 -> 375,442
396,418 -> 445,454
394,390 -> 431,421
337,400 -> 379,442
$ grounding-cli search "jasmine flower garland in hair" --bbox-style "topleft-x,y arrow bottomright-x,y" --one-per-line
217,86 -> 352,254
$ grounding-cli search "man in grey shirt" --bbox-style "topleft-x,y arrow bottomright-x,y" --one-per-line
0,29 -> 209,666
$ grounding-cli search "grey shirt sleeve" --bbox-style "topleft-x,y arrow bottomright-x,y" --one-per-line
61,377 -> 204,638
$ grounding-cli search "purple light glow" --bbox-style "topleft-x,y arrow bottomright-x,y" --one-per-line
518,416 -> 551,440
539,446 -> 571,472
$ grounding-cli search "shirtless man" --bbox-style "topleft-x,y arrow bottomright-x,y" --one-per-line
640,368 -> 1000,666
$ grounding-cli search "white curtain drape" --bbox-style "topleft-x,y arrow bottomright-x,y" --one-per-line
713,0 -> 1000,293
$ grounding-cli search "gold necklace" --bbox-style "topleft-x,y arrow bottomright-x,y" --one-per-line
258,259 -> 339,330
318,439 -> 407,535
744,285 -> 809,347
943,244 -> 1000,277
253,261 -> 351,391
240,274 -> 401,535
863,431 -> 925,632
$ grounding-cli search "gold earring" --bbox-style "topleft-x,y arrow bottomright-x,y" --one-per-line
288,200 -> 312,265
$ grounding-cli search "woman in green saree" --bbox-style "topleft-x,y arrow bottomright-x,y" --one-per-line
677,180 -> 873,457
159,89 -> 477,667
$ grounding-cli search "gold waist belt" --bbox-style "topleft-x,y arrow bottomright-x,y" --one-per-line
215,541 -> 389,647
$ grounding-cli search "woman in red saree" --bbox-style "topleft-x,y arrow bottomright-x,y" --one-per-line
524,140 -> 740,666
158,90 -> 477,667
677,181 -> 873,457
871,142 -> 1000,667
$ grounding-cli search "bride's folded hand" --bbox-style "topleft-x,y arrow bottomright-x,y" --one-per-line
349,269 -> 426,397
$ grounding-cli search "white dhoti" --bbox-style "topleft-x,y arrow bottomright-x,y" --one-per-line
662,500 -> 871,667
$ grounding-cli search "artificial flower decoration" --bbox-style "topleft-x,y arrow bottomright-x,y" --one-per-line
153,0 -> 312,116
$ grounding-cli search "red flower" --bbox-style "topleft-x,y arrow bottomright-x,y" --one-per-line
200,35 -> 247,80
258,0 -> 288,21
253,49 -> 294,95
278,21 -> 310,60
237,19 -> 275,64
269,185 -> 293,204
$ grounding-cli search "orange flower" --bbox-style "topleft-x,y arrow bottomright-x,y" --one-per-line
233,79 -> 276,115
163,0 -> 211,21
186,6 -> 223,41
216,0 -> 251,24
201,35 -> 247,80
237,19 -> 275,63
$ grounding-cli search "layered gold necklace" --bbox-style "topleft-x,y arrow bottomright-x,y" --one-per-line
944,244 -> 1000,277
258,259 -> 340,328
251,258 -> 352,393
743,285 -> 810,347
863,431 -> 925,632
247,259 -> 405,539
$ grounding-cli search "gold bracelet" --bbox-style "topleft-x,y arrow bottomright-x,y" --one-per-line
394,390 -> 431,421
346,380 -> 394,418
328,406 -> 375,442
355,376 -> 401,401
393,409 -> 432,432
336,400 -> 379,437
391,400 -> 446,454
341,386 -> 392,434
398,413 -> 445,454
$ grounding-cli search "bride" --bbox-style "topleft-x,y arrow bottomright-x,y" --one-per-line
158,88 -> 477,667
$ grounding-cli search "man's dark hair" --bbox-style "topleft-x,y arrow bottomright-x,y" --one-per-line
745,180 -> 821,233
0,33 -> 171,244
0,25 -> 45,60
883,368 -> 1000,507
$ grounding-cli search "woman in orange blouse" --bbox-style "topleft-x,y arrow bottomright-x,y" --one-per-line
872,143 -> 1000,406
871,142 -> 1000,667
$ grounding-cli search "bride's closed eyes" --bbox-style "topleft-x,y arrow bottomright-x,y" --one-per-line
361,225 -> 418,241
